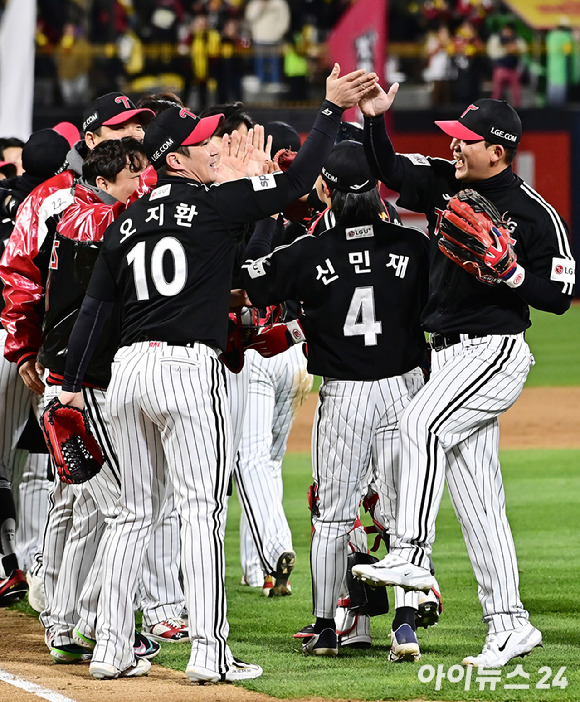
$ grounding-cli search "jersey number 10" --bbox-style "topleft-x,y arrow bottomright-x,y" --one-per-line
127,237 -> 187,300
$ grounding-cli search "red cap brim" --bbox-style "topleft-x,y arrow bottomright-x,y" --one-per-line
0,160 -> 13,168
52,121 -> 80,147
103,107 -> 155,127
182,114 -> 224,146
435,120 -> 483,140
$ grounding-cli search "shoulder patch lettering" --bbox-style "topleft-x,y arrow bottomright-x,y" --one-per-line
150,184 -> 171,200
404,153 -> 430,166
345,225 -> 374,240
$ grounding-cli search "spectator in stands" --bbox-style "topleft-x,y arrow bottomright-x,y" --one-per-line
546,16 -> 580,106
487,22 -> 527,107
54,23 -> 92,106
245,0 -> 291,91
450,19 -> 484,104
422,23 -> 455,106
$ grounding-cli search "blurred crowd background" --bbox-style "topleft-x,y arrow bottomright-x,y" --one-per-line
2,0 -> 579,113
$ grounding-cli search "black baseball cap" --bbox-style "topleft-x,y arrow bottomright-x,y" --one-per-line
321,140 -> 377,194
264,121 -> 301,154
435,99 -> 522,148
82,92 -> 155,134
22,129 -> 70,178
143,106 -> 224,168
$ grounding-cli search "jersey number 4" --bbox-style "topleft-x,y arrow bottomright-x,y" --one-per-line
127,238 -> 187,300
343,287 -> 382,346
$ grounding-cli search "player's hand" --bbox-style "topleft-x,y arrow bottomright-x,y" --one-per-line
325,63 -> 378,110
19,359 -> 45,395
248,320 -> 306,358
229,288 -> 252,310
58,391 -> 85,410
246,125 -> 274,177
215,131 -> 255,183
359,82 -> 399,117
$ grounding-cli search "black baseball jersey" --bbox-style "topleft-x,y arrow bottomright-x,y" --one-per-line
364,117 -> 576,334
241,212 -> 429,380
85,172 -> 319,351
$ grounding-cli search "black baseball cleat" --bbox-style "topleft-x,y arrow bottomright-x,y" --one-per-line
302,628 -> 338,657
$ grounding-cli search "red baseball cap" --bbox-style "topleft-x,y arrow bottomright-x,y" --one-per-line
143,106 -> 223,168
52,121 -> 80,147
82,92 -> 154,134
435,99 -> 522,148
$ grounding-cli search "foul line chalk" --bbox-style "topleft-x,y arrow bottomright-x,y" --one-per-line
0,668 -> 78,702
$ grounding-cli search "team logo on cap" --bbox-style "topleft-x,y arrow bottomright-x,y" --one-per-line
115,95 -> 131,109
461,104 -> 479,118
179,108 -> 196,119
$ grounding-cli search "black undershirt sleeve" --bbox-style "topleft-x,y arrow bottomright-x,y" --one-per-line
363,115 -> 405,190
243,216 -> 280,261
282,99 -> 343,202
62,295 -> 115,392
513,273 -> 571,315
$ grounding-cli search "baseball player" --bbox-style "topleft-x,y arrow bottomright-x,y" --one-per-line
35,138 -> 186,663
351,85 -> 576,667
240,139 -> 430,657
235,121 -> 311,594
56,64 -> 378,681
0,95 -> 190,663
0,126 -> 75,604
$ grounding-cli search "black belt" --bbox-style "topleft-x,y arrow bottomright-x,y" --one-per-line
428,332 -> 485,352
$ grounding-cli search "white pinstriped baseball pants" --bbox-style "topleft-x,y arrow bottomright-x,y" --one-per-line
0,331 -> 49,576
40,382 -> 184,648
237,345 -> 312,582
96,341 -> 232,674
311,369 -> 424,618
393,333 -> 534,633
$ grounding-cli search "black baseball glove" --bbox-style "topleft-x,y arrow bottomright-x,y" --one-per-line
41,398 -> 104,484
438,189 -> 517,285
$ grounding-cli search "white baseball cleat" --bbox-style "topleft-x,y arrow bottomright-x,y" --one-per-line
389,624 -> 421,662
462,623 -> 543,667
351,553 -> 435,592
90,658 -> 151,679
186,657 -> 263,683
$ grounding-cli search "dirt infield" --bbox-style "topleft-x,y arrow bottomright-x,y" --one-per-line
287,386 -> 580,452
1,387 -> 577,702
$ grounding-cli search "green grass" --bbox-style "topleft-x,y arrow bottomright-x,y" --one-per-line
142,449 -> 579,701
526,304 -> 580,386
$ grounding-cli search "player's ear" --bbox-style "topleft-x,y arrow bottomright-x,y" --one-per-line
95,174 -> 109,192
490,144 -> 505,163
84,131 -> 97,150
166,151 -> 181,171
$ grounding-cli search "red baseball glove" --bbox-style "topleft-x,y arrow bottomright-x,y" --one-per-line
42,398 -> 104,484
438,189 -> 517,285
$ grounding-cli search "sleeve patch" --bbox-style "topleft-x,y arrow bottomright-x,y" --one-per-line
402,153 -> 430,166
245,259 -> 267,278
550,257 -> 576,284
150,184 -> 171,200
250,174 -> 277,191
